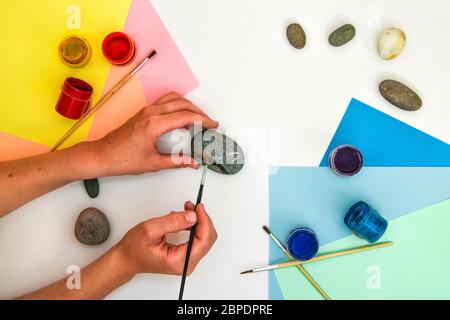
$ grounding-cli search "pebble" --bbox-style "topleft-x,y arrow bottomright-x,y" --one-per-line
378,28 -> 406,60
286,23 -> 306,49
74,207 -> 110,245
328,24 -> 356,47
84,178 -> 99,198
379,80 -> 422,111
191,130 -> 245,175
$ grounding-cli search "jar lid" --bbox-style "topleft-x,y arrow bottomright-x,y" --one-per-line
102,32 -> 136,65
59,36 -> 92,68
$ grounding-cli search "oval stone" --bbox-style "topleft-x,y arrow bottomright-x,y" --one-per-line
329,24 -> 356,47
378,28 -> 406,60
286,23 -> 306,49
191,130 -> 245,175
83,178 -> 99,198
75,207 -> 110,245
379,80 -> 422,111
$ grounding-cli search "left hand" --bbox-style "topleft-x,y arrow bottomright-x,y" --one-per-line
92,92 -> 219,177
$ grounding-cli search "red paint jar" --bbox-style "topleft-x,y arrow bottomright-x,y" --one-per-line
102,32 -> 136,65
55,77 -> 93,120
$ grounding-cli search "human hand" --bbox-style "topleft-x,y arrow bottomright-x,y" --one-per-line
93,92 -> 219,176
114,201 -> 217,277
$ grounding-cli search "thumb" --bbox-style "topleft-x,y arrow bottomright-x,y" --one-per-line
148,211 -> 197,238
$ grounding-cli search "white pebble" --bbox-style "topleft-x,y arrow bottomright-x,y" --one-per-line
378,28 -> 406,60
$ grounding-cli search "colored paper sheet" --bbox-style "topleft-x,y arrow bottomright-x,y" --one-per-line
269,167 -> 450,260
273,199 -> 450,299
88,0 -> 199,140
320,99 -> 450,167
0,0 -> 132,147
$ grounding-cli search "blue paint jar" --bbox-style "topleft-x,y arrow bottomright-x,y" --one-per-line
286,227 -> 319,261
344,201 -> 388,243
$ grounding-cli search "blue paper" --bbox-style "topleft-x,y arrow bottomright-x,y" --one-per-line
320,99 -> 450,167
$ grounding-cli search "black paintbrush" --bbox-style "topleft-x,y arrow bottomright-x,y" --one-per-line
178,164 -> 208,300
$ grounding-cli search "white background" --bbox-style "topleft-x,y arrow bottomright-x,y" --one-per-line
0,0 -> 449,299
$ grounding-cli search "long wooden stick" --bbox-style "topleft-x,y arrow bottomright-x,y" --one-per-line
51,50 -> 157,151
242,241 -> 393,274
263,226 -> 331,300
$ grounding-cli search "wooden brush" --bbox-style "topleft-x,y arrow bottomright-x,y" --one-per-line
262,226 -> 331,300
241,241 -> 393,274
51,50 -> 157,151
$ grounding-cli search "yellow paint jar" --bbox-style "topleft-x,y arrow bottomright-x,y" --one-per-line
58,36 -> 92,68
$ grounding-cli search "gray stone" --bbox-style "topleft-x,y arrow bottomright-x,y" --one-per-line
329,24 -> 356,47
83,178 -> 99,198
75,207 -> 110,245
286,23 -> 306,49
379,80 -> 422,111
191,130 -> 245,175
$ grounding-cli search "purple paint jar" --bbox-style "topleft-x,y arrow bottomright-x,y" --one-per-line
329,145 -> 363,177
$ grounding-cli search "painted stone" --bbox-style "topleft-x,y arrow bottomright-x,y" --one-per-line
75,207 -> 110,245
84,178 -> 99,198
286,23 -> 306,49
379,80 -> 422,111
378,28 -> 406,60
191,130 -> 245,175
328,24 -> 356,47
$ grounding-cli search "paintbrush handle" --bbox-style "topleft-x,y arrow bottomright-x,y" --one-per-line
179,168 -> 207,300
279,241 -> 393,269
51,74 -> 133,151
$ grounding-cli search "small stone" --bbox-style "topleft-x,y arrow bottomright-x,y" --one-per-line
286,23 -> 306,49
75,207 -> 110,245
83,178 -> 99,198
378,28 -> 406,60
328,24 -> 356,47
379,80 -> 422,111
191,130 -> 245,175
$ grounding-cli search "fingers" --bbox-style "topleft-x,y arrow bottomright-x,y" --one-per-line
156,111 -> 219,137
184,201 -> 195,211
157,99 -> 209,117
154,91 -> 184,105
145,210 -> 197,239
156,154 -> 200,170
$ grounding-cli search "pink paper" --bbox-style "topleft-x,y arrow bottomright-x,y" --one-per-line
124,0 -> 199,103
88,0 -> 199,140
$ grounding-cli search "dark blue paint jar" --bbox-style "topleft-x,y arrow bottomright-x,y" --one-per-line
329,145 -> 363,177
286,227 -> 319,261
344,201 -> 388,243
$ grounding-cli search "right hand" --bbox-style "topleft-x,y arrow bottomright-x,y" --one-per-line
115,201 -> 218,277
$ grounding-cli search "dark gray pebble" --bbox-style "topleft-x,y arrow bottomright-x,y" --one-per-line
83,178 -> 99,198
191,130 -> 245,175
379,80 -> 422,111
329,24 -> 356,47
75,207 -> 110,245
286,23 -> 306,49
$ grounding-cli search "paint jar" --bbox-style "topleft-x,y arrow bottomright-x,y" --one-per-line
58,36 -> 92,68
286,227 -> 319,261
329,145 -> 363,177
344,201 -> 388,243
55,77 -> 93,120
102,32 -> 136,65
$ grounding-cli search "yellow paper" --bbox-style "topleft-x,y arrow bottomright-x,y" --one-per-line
0,0 -> 132,147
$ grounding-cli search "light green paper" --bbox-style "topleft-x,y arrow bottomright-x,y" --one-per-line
274,199 -> 450,300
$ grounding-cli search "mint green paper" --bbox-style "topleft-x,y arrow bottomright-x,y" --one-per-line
274,199 -> 450,300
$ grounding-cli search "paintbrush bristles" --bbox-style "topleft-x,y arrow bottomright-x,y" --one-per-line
262,225 -> 271,235
240,270 -> 253,275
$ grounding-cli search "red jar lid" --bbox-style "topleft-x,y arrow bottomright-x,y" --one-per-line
102,32 -> 136,65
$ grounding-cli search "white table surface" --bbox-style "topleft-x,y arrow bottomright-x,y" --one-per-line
1,0 -> 449,299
